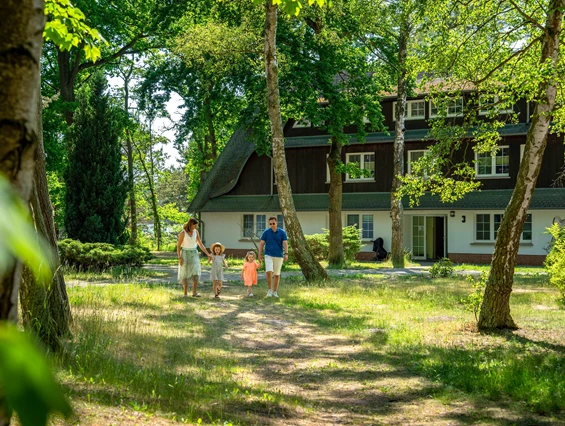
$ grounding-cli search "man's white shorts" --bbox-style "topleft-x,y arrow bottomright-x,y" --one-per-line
264,255 -> 283,275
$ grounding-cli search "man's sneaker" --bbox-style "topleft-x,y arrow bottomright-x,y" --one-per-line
248,293 -> 254,297
266,289 -> 273,297
273,292 -> 279,298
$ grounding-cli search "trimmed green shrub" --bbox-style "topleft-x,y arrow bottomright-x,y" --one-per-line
544,223 -> 565,305
289,225 -> 362,263
58,239 -> 152,271
429,257 -> 454,278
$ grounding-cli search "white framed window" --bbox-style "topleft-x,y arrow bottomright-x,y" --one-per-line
475,213 -> 532,242
277,214 -> 284,230
346,214 -> 374,240
429,96 -> 464,118
392,100 -> 426,120
407,149 -> 430,176
293,119 -> 311,128
479,95 -> 513,115
347,214 -> 359,228
476,146 -> 509,177
345,152 -> 375,181
362,214 -> 374,239
242,214 -> 267,238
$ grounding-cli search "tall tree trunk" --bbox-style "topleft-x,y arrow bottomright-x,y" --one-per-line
390,21 -> 409,268
478,0 -> 565,330
57,48 -> 78,126
0,1 -> 45,423
122,63 -> 138,245
134,140 -> 162,251
327,136 -> 345,266
20,80 -> 72,353
264,0 -> 327,281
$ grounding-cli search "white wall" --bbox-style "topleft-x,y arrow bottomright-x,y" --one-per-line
201,209 -> 561,257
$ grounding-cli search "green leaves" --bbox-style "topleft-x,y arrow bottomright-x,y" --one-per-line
0,324 -> 72,426
251,0 -> 327,16
44,0 -> 105,61
0,177 -> 53,283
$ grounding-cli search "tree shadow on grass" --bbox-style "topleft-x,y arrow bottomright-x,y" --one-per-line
61,283 -> 565,425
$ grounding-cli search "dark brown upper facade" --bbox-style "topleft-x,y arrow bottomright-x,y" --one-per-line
227,95 -> 564,197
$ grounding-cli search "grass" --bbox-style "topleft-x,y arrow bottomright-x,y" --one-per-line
454,263 -> 547,275
54,271 -> 565,425
63,265 -> 168,281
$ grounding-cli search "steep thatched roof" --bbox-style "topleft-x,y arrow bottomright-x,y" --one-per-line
187,125 -> 257,213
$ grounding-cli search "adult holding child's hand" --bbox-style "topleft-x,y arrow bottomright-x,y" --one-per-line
177,218 -> 212,297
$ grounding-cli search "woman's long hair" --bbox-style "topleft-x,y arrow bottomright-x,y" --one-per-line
183,218 -> 198,234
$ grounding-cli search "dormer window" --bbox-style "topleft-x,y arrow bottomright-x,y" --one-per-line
429,97 -> 464,118
392,100 -> 426,120
293,119 -> 311,128
479,95 -> 513,115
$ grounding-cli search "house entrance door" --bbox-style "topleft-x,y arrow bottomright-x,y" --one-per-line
411,216 -> 446,260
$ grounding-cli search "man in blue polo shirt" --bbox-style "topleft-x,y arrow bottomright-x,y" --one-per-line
258,216 -> 288,298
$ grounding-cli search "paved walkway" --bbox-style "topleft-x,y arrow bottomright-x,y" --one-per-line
66,263 -> 437,287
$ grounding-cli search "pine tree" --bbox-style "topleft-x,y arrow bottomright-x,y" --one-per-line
65,72 -> 127,244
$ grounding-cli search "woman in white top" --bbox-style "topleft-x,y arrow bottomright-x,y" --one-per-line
177,218 -> 211,297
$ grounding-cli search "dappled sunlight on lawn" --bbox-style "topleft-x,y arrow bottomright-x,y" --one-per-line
56,274 -> 565,425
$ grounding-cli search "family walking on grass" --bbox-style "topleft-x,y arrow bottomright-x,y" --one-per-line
177,216 -> 288,298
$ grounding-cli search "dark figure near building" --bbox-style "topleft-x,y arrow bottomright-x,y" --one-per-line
373,237 -> 388,261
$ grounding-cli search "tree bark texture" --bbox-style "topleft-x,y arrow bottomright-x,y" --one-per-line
478,0 -> 565,330
0,1 -> 45,424
20,84 -> 71,353
390,24 -> 408,268
57,49 -> 78,126
327,136 -> 345,266
264,0 -> 327,281
0,0 -> 44,321
123,66 -> 138,245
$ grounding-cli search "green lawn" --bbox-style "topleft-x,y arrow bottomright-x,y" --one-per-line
53,272 -> 565,425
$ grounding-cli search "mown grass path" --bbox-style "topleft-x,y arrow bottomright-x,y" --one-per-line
53,272 -> 565,425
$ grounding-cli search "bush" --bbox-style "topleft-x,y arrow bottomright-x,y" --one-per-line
58,239 -> 153,271
288,225 -> 362,264
461,272 -> 487,321
429,257 -> 454,278
544,223 -> 565,305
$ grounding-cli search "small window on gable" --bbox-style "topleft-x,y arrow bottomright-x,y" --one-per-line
345,152 -> 375,181
392,100 -> 426,121
293,119 -> 311,128
479,95 -> 513,115
476,146 -> 509,177
429,97 -> 463,118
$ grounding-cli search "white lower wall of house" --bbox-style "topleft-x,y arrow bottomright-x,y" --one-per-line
200,209 -> 560,257
404,209 -> 560,257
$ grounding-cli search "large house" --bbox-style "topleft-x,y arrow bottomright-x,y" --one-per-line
188,91 -> 565,265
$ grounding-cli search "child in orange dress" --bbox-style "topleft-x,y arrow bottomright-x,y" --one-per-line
241,251 -> 261,297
